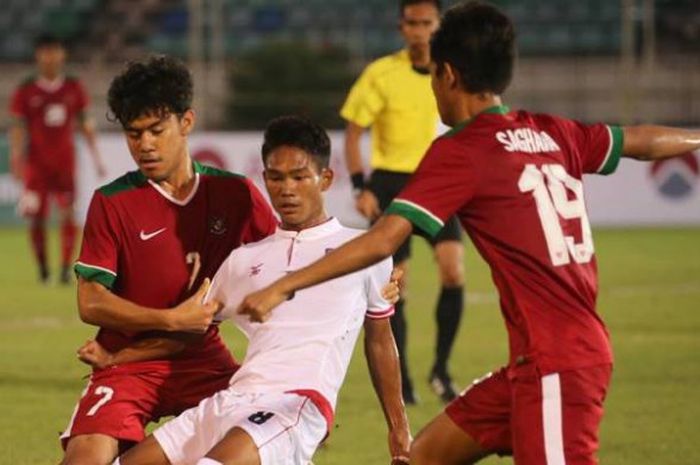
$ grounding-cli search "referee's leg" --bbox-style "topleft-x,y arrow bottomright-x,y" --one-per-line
430,216 -> 465,402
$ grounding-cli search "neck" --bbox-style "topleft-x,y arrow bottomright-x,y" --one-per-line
40,71 -> 61,82
408,46 -> 430,68
281,212 -> 330,232
452,93 -> 504,125
156,155 -> 196,200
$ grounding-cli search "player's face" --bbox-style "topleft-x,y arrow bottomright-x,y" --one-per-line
124,111 -> 195,182
35,44 -> 66,79
399,3 -> 440,51
263,146 -> 333,231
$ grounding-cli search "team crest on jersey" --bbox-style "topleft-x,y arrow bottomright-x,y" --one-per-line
208,216 -> 227,235
250,263 -> 263,276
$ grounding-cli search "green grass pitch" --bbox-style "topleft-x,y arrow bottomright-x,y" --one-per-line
0,227 -> 699,464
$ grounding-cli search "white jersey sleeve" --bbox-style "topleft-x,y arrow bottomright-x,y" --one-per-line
365,256 -> 395,320
206,248 -> 247,322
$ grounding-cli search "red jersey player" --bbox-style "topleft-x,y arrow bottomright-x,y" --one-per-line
59,56 -> 277,465
8,34 -> 105,284
235,2 -> 700,465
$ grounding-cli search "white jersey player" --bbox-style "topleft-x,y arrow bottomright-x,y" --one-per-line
78,116 -> 411,465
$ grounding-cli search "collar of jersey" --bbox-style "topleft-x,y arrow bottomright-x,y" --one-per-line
275,217 -> 342,241
36,75 -> 65,92
444,105 -> 511,137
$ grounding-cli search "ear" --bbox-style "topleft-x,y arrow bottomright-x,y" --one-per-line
443,62 -> 460,91
179,109 -> 196,135
319,168 -> 334,192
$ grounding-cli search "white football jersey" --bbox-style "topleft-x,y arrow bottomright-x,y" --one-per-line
207,218 -> 394,419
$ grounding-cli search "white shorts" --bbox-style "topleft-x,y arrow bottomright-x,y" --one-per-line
153,389 -> 327,465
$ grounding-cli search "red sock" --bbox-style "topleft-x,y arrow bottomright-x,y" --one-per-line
30,219 -> 47,274
61,219 -> 78,268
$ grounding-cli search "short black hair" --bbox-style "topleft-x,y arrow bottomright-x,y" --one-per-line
261,115 -> 331,170
400,0 -> 441,15
107,55 -> 193,126
34,33 -> 64,50
431,1 -> 515,94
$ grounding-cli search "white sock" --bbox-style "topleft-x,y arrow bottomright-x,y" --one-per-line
196,459 -> 223,465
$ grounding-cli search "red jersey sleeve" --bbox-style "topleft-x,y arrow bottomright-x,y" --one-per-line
242,178 -> 277,243
549,116 -> 624,175
9,86 -> 26,119
384,136 -> 478,238
74,192 -> 119,289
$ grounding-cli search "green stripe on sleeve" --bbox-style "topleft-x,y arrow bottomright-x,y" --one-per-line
74,263 -> 116,289
385,200 -> 444,239
599,125 -> 624,175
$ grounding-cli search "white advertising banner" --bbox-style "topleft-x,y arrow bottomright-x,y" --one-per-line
64,131 -> 700,228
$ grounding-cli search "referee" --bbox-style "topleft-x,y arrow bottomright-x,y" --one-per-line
340,0 -> 464,404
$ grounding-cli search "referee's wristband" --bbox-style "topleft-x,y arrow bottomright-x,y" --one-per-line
351,173 -> 367,198
351,173 -> 365,190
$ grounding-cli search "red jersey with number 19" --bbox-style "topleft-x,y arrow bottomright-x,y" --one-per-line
385,106 -> 624,374
75,161 -> 278,372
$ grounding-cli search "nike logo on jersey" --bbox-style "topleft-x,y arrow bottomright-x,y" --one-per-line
139,228 -> 167,241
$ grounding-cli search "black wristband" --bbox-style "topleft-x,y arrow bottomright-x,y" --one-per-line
350,173 -> 366,190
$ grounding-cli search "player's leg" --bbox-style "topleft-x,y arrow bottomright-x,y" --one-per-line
412,368 -> 512,465
429,216 -> 465,402
510,363 -> 612,465
60,434 -> 120,465
56,172 -> 77,283
60,369 -> 163,465
118,435 -> 172,465
200,427 -> 260,465
19,167 -> 50,282
411,413 -> 487,465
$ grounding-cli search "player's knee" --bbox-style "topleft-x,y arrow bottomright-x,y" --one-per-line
61,435 -> 119,465
410,435 -> 441,465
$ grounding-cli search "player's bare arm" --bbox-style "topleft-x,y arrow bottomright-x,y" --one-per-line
238,215 -> 412,322
7,119 -> 26,181
622,126 -> 700,161
363,317 -> 411,465
77,331 -> 207,369
79,115 -> 106,178
78,277 -> 218,333
345,122 -> 381,220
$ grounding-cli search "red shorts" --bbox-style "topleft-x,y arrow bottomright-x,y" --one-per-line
60,358 -> 239,449
19,165 -> 75,218
446,363 -> 612,465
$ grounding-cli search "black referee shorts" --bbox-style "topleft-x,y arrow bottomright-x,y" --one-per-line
369,169 -> 462,264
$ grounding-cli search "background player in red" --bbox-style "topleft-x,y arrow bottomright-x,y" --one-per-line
8,34 -> 105,284
59,56 -> 278,465
233,2 -> 700,464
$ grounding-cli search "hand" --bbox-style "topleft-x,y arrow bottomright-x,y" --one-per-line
388,427 -> 411,465
355,190 -> 381,221
77,339 -> 114,369
170,278 -> 220,333
381,267 -> 404,305
237,284 -> 292,323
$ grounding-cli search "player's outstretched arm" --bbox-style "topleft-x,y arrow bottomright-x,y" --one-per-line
237,215 -> 413,322
8,120 -> 26,181
79,116 -> 106,178
77,335 -> 194,369
78,278 -> 219,333
364,317 -> 411,465
622,126 -> 700,161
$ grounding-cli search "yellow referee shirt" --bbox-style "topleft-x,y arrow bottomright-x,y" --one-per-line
340,49 -> 440,174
